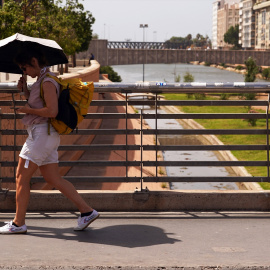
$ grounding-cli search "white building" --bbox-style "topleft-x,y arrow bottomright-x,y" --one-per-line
212,0 -> 221,49
239,0 -> 256,49
254,0 -> 270,49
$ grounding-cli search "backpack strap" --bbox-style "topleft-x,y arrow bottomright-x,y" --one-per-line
46,73 -> 63,85
40,77 -> 52,135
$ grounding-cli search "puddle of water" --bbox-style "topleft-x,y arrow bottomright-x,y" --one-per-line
138,106 -> 239,190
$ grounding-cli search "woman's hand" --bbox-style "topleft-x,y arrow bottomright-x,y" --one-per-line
16,103 -> 31,114
17,76 -> 27,92
17,76 -> 30,100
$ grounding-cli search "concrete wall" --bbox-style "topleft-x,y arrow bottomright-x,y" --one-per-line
78,39 -> 270,67
61,60 -> 100,82
1,190 -> 270,211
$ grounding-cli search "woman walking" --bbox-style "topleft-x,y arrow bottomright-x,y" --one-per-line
0,46 -> 99,234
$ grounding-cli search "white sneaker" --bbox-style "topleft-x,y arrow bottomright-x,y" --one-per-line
0,221 -> 27,234
74,209 -> 100,231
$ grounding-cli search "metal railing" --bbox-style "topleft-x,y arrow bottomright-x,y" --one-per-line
108,41 -> 164,49
107,41 -> 207,50
0,81 -> 270,190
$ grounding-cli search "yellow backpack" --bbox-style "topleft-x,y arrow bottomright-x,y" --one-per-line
41,74 -> 94,134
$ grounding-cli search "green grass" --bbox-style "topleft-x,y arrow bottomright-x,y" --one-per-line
163,93 -> 270,190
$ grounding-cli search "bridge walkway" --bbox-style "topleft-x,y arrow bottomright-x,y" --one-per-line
0,211 -> 270,269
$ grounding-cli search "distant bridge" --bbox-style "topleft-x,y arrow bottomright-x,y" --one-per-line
77,39 -> 270,67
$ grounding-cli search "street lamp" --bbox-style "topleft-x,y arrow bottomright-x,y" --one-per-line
140,24 -> 148,82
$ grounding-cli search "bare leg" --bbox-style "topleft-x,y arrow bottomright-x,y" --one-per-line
13,158 -> 38,226
39,163 -> 92,213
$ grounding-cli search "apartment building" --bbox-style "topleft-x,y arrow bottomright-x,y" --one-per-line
217,0 -> 240,48
212,1 -> 221,49
239,0 -> 256,49
253,0 -> 270,49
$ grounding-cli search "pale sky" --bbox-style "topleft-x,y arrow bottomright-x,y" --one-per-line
80,0 -> 214,42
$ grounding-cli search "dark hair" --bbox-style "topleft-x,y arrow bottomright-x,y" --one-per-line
14,43 -> 48,67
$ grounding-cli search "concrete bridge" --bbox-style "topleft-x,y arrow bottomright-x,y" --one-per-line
77,39 -> 270,67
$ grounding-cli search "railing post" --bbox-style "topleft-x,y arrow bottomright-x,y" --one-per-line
0,107 -> 1,182
0,107 -> 8,201
125,93 -> 128,179
155,93 -> 158,179
267,94 -> 270,179
12,93 -> 17,181
140,109 -> 143,191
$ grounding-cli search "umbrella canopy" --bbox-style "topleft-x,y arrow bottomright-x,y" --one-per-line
0,33 -> 68,74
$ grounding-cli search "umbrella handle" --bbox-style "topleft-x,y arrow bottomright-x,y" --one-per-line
20,74 -> 26,96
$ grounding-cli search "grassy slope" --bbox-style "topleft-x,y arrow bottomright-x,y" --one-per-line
163,93 -> 270,190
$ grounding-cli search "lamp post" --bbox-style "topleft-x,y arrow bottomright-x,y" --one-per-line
140,24 -> 148,82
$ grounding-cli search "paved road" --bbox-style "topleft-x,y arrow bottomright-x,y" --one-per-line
1,211 -> 270,269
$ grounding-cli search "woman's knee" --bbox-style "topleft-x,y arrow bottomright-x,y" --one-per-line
15,172 -> 31,188
15,158 -> 37,186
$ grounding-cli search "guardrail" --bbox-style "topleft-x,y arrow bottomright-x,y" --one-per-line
0,81 -> 269,191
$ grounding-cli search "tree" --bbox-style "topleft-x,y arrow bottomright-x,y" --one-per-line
57,0 -> 95,53
0,0 -> 95,56
244,56 -> 259,83
165,33 -> 211,49
186,34 -> 192,41
224,24 -> 241,49
243,57 -> 258,126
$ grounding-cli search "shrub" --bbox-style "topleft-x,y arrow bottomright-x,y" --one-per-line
194,93 -> 206,100
242,57 -> 258,125
220,63 -> 227,68
235,65 -> 244,70
184,72 -> 194,82
175,74 -> 181,82
262,68 -> 270,79
220,93 -> 230,100
100,66 -> 122,82
184,72 -> 194,99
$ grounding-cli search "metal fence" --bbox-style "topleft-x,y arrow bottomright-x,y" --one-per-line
0,81 -> 270,190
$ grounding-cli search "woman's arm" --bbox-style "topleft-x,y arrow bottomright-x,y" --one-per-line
17,81 -> 58,118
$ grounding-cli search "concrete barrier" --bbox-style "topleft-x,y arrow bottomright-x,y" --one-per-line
1,190 -> 270,211
61,60 -> 100,82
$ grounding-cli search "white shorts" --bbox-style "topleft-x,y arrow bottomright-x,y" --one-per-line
19,123 -> 60,167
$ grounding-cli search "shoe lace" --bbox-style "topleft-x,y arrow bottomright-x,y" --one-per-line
3,221 -> 13,228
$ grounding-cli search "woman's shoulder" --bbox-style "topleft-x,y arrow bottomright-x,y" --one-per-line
42,72 -> 61,96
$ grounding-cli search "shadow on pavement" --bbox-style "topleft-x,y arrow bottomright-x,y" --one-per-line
24,224 -> 181,248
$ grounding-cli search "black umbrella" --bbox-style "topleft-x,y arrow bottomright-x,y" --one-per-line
0,33 -> 68,74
